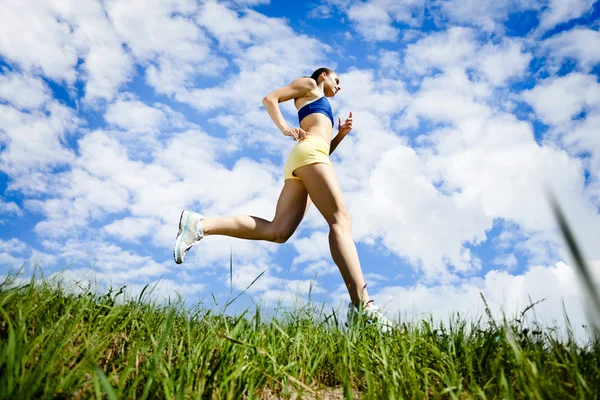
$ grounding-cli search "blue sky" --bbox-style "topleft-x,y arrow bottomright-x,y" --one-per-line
1,0 -> 599,335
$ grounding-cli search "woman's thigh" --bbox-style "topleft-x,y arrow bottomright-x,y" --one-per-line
271,178 -> 309,237
293,163 -> 347,226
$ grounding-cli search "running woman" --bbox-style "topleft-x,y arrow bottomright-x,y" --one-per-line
174,68 -> 392,331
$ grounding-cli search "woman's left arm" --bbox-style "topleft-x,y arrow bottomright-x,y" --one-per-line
329,112 -> 353,155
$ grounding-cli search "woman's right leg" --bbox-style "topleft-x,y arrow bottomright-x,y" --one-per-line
201,179 -> 310,243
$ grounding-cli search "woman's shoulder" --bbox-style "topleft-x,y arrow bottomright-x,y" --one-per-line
288,78 -> 319,104
292,76 -> 317,90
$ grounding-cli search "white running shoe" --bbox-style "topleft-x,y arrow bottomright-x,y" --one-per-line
347,302 -> 394,334
174,210 -> 204,264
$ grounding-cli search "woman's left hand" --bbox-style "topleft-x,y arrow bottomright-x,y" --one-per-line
338,112 -> 353,136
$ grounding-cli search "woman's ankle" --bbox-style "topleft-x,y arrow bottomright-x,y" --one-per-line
352,299 -> 374,309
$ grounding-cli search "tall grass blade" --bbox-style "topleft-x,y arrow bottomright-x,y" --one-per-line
92,365 -> 118,400
548,191 -> 600,331
225,270 -> 266,308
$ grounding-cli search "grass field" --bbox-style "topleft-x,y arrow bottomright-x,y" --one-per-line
1,197 -> 599,399
1,269 -> 599,400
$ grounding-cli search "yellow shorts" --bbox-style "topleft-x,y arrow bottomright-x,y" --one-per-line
284,135 -> 333,181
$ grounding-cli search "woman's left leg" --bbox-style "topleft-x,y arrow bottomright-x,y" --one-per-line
293,162 -> 371,307
201,179 -> 311,243
174,180 -> 310,264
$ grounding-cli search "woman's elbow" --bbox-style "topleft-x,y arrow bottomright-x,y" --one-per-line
262,95 -> 276,106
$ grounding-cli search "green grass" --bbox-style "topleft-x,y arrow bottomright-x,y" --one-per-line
1,270 -> 599,399
2,196 -> 599,399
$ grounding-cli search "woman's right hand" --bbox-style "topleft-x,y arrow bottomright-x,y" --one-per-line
283,127 -> 308,141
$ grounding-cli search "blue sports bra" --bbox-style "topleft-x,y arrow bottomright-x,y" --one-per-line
297,95 -> 334,126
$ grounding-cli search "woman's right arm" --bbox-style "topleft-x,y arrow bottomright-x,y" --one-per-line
262,77 -> 316,140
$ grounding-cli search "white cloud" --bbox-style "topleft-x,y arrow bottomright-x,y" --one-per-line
24,131 -> 146,238
258,285 -> 325,308
103,96 -> 197,161
104,95 -> 194,136
436,0 -> 538,31
0,0 -> 133,102
347,2 -> 400,42
104,98 -> 168,133
377,261 -> 600,339
47,268 -> 206,300
493,253 -> 518,269
319,68 -> 494,279
304,260 -> 339,276
146,56 -> 227,95
230,261 -> 325,307
339,0 -> 537,41
105,0 -> 204,61
566,110 -> 600,182
177,2 -> 329,114
1,0 -> 599,339
227,0 -> 271,5
477,39 -> 532,86
0,252 -> 25,268
542,28 -> 600,73
198,2 -> 289,50
29,249 -> 58,267
403,27 -> 477,75
56,239 -> 169,280
103,217 -> 160,243
348,144 -> 490,280
0,101 -> 78,182
49,0 -> 134,102
0,238 -> 27,267
0,199 -> 22,216
308,4 -> 335,19
403,28 -> 532,86
417,107 -> 599,260
22,124 -> 285,270
177,45 -> 327,113
293,231 -> 331,264
230,262 -> 283,293
523,73 -> 600,221
30,167 -> 130,239
0,71 -> 51,110
334,69 -> 411,117
538,0 -> 596,32
522,72 -> 600,127
126,279 -> 206,300
326,59 -> 599,281
340,0 -> 427,42
402,67 -> 492,126
155,131 -> 278,214
105,0 -> 221,96
376,50 -> 401,71
0,1 -> 79,82
0,69 -> 79,191
74,130 -> 175,201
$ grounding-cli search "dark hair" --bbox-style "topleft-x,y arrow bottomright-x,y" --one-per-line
309,67 -> 334,84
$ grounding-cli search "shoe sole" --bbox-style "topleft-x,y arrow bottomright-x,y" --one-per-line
173,210 -> 190,264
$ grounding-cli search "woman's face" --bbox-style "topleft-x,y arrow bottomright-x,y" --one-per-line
322,72 -> 341,97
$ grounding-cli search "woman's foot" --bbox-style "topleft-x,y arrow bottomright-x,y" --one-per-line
347,302 -> 393,333
173,210 -> 204,264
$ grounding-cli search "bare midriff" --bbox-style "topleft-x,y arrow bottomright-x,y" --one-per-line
298,113 -> 333,147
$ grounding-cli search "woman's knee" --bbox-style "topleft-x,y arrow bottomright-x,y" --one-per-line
272,230 -> 293,243
328,209 -> 352,231
266,224 -> 294,243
